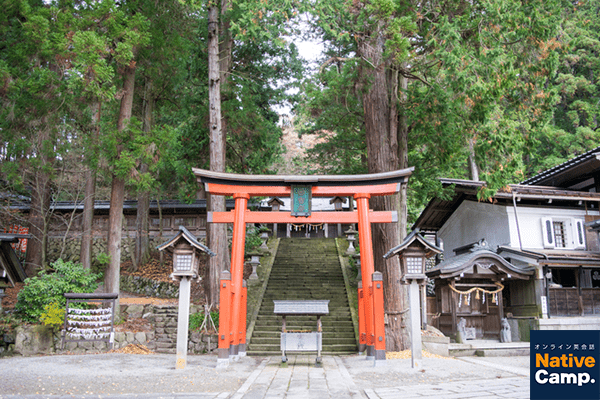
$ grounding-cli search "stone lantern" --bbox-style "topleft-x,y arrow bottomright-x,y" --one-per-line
247,252 -> 261,281
345,227 -> 358,255
260,227 -> 271,251
384,229 -> 442,368
267,197 -> 284,212
158,226 -> 215,369
267,197 -> 285,238
329,196 -> 345,211
158,226 -> 215,281
330,196 -> 345,237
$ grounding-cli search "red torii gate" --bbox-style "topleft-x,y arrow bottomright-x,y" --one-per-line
194,168 -> 414,363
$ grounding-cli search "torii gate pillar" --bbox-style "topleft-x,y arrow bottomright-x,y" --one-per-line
194,168 -> 414,364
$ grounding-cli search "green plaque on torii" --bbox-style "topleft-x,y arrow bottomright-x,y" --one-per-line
291,185 -> 312,217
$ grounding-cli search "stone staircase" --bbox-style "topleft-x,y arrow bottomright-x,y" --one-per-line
146,305 -> 178,353
449,340 -> 530,357
247,238 -> 357,356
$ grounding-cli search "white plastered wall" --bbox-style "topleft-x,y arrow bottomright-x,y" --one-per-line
438,200 -> 511,259
506,206 -> 599,250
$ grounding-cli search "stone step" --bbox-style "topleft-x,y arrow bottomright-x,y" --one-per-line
261,295 -> 348,300
255,316 -> 352,322
251,327 -> 355,335
254,323 -> 354,334
246,350 -> 357,357
449,341 -> 530,357
249,337 -> 357,345
258,303 -> 350,309
248,238 -> 357,356
247,344 -> 358,353
251,329 -> 356,337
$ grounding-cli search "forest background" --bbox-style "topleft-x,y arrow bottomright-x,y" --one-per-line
1,0 -> 599,351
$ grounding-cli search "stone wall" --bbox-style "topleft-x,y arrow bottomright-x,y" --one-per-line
46,236 -> 167,268
2,303 -> 217,357
120,275 -> 179,298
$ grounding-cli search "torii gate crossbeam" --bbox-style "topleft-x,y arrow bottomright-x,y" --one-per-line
194,168 -> 414,363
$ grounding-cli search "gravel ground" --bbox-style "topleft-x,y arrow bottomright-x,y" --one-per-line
0,353 -> 259,398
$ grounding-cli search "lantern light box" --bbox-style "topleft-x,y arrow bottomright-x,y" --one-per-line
157,226 -> 216,280
384,229 -> 442,281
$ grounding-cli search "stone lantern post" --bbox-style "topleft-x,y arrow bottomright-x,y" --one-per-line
157,226 -> 215,369
384,229 -> 442,368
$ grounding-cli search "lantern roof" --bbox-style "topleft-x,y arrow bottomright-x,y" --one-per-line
267,197 -> 285,206
329,196 -> 346,204
157,226 -> 216,257
383,229 -> 442,259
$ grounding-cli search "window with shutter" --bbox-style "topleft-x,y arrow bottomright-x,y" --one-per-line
552,221 -> 566,248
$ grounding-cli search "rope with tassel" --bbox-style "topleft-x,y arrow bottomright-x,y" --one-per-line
449,282 -> 504,301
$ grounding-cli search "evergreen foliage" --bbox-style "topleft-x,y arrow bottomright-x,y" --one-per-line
1,0 -> 600,288
15,259 -> 102,322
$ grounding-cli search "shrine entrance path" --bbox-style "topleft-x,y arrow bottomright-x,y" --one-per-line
246,238 -> 357,356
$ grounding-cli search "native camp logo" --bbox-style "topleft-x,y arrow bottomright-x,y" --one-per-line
531,330 -> 600,400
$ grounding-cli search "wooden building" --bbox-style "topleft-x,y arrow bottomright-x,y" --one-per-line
427,240 -> 533,338
415,146 -> 600,333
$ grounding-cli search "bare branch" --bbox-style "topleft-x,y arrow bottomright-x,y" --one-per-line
319,56 -> 354,75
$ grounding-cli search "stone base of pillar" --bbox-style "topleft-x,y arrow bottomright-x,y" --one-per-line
218,347 -> 229,359
366,345 -> 375,360
373,350 -> 387,367
216,358 -> 229,369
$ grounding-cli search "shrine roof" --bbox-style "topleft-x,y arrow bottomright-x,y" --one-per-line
521,146 -> 600,188
0,234 -> 29,284
427,246 -> 533,280
498,246 -> 600,267
193,168 -> 414,187
413,178 -> 600,232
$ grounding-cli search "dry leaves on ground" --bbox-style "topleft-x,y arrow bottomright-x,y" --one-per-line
108,344 -> 154,354
386,350 -> 450,360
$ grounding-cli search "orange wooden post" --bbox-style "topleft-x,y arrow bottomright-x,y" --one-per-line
229,193 -> 249,357
217,270 -> 231,360
355,193 -> 377,359
372,271 -> 386,362
239,279 -> 248,355
357,281 -> 367,353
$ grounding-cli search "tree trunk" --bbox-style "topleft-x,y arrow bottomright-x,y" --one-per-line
206,4 -> 230,306
80,100 -> 101,270
358,29 -> 409,351
105,64 -> 136,306
24,170 -> 51,276
134,79 -> 153,270
24,126 -> 53,276
468,137 -> 479,181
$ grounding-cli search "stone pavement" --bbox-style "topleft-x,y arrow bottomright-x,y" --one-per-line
230,354 -> 529,399
230,355 -> 363,399
0,352 -> 530,399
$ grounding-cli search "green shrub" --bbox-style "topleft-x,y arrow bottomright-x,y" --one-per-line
39,302 -> 66,326
245,226 -> 263,254
0,313 -> 21,337
189,310 -> 219,332
15,259 -> 102,322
